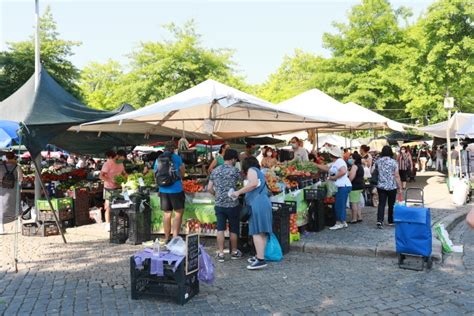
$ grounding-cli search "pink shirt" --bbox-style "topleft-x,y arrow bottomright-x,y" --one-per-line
101,160 -> 125,189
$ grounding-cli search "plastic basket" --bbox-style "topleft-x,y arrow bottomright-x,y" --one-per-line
271,203 -> 290,254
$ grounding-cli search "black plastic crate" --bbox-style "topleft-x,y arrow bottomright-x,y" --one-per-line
130,256 -> 199,305
271,203 -> 290,255
238,222 -> 255,255
286,176 -> 312,189
127,193 -> 152,245
306,199 -> 325,232
324,204 -> 336,227
110,208 -> 129,244
304,187 -> 327,201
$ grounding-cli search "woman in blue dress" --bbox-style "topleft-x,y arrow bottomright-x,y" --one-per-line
232,157 -> 272,270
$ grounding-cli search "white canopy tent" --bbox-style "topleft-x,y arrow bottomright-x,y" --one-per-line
316,134 -> 361,149
418,112 -> 474,139
276,89 -> 406,132
78,79 -> 341,139
457,115 -> 474,139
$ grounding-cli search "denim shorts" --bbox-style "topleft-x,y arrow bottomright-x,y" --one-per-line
215,205 -> 241,234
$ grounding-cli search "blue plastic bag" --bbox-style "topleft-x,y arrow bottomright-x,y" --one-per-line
198,245 -> 215,284
264,233 -> 283,262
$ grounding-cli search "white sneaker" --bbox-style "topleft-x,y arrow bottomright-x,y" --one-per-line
342,222 -> 348,228
104,223 -> 110,232
329,223 -> 343,230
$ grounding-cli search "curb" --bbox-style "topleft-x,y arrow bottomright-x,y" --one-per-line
434,209 -> 470,232
289,209 -> 469,261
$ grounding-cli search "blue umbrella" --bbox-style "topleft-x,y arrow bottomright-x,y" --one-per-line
0,120 -> 20,148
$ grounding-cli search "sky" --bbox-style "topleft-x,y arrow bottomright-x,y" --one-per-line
1,0 -> 434,84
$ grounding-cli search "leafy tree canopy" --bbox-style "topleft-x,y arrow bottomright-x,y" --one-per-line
0,6 -> 81,101
80,20 -> 247,109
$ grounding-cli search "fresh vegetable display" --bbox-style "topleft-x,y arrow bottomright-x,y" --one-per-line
265,172 -> 282,193
114,175 -> 127,186
183,180 -> 204,193
279,160 -> 318,177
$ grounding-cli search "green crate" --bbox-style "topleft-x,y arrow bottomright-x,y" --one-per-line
36,198 -> 73,211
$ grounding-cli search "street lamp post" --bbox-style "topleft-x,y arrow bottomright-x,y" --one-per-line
444,95 -> 454,191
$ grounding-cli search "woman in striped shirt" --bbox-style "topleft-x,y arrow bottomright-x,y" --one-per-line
397,146 -> 412,190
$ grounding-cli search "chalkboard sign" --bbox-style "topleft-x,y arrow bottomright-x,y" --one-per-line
186,234 -> 200,275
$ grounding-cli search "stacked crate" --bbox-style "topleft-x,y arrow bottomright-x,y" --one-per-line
34,198 -> 73,236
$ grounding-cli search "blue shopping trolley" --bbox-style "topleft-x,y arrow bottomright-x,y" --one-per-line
394,188 -> 433,271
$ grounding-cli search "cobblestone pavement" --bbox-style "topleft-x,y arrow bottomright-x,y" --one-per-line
444,218 -> 474,271
1,221 -> 474,315
298,172 -> 469,249
1,172 -> 473,315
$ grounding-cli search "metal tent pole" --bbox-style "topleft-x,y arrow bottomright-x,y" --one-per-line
31,159 -> 67,244
34,0 -> 42,205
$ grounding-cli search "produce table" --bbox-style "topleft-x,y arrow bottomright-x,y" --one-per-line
150,186 -> 312,240
150,193 -> 229,237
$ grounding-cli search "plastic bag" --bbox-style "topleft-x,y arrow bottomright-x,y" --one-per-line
427,158 -> 433,168
434,223 -> 453,253
359,193 -> 365,209
198,245 -> 215,284
166,236 -> 186,256
395,192 -> 405,206
264,233 -> 283,262
325,181 -> 337,197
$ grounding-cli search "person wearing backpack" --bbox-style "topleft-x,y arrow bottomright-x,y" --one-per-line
154,141 -> 185,242
0,152 -> 22,234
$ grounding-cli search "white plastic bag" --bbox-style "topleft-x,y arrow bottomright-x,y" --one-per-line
166,236 -> 186,256
359,193 -> 365,209
452,178 -> 469,206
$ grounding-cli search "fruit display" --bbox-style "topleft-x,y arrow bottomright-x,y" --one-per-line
186,219 -> 223,234
265,172 -> 282,193
289,213 -> 298,234
41,168 -> 87,182
323,196 -> 336,204
283,178 -> 299,189
289,213 -> 301,242
279,160 -> 318,177
183,179 -> 204,193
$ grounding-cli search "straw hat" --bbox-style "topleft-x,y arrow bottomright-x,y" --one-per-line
327,146 -> 342,158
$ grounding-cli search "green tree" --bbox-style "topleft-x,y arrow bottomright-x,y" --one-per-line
0,6 -> 81,101
320,0 -> 413,121
401,0 -> 474,122
80,21 -> 246,109
255,49 -> 325,103
78,60 -> 124,110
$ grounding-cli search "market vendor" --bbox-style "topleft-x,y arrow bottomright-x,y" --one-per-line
290,137 -> 309,161
315,147 -> 351,230
239,142 -> 258,162
100,150 -> 127,232
261,147 -> 278,169
208,143 -> 230,174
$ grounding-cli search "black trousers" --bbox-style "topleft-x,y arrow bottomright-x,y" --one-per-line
377,188 -> 397,224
